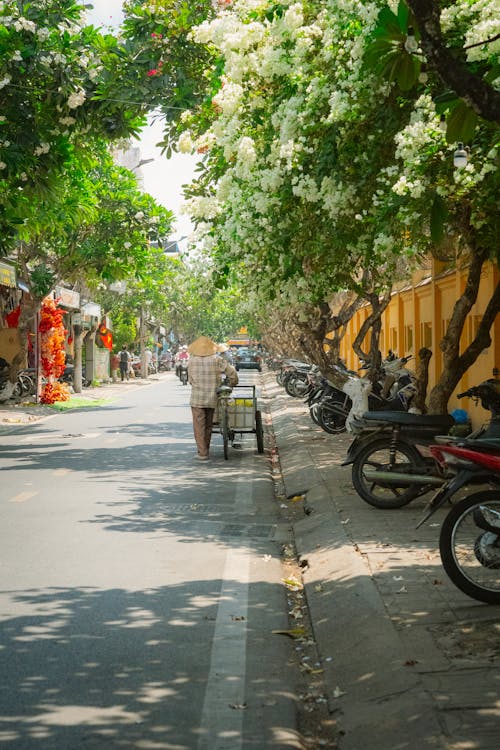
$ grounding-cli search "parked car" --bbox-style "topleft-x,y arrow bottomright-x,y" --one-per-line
234,348 -> 262,372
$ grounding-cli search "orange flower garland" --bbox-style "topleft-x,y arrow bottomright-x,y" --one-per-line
39,296 -> 70,404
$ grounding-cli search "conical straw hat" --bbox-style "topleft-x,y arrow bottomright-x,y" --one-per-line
188,336 -> 219,356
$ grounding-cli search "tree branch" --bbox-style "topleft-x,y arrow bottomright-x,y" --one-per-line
407,0 -> 500,122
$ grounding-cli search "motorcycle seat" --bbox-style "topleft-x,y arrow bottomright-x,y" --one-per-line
361,411 -> 454,428
461,438 -> 500,452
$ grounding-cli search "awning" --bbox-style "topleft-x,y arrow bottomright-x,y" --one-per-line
0,261 -> 16,288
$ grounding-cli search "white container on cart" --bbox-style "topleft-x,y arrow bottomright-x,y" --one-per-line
228,398 -> 255,429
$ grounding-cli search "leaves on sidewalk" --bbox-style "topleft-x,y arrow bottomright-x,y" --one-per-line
272,627 -> 307,639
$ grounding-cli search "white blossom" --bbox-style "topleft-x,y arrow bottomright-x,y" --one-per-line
34,143 -> 50,156
177,131 -> 194,153
67,89 -> 86,109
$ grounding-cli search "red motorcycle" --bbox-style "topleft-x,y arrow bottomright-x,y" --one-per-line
416,382 -> 500,604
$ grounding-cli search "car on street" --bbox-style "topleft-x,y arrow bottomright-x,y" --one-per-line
234,347 -> 262,372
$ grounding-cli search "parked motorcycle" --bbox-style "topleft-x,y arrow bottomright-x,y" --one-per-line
345,379 -> 500,509
278,360 -> 314,395
417,439 -> 500,604
306,355 -> 417,435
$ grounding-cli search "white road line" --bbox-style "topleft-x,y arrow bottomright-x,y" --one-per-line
198,473 -> 253,750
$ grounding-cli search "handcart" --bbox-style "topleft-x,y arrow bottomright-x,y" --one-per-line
214,384 -> 265,459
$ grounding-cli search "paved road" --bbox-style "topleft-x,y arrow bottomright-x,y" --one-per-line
0,372 -> 300,750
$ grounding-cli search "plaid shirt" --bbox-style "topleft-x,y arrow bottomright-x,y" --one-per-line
188,355 -> 238,408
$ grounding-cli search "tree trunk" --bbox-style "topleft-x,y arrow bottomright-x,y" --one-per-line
413,347 -> 432,413
73,326 -> 86,394
11,295 -> 36,378
352,290 -> 391,381
427,248 -> 500,412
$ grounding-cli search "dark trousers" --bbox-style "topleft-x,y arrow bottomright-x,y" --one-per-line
119,363 -> 129,381
191,407 -> 215,457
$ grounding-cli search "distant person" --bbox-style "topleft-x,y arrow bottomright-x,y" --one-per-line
175,345 -> 189,377
119,345 -> 131,381
187,336 -> 238,460
111,351 -> 120,383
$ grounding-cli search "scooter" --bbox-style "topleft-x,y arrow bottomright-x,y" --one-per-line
344,379 -> 500,510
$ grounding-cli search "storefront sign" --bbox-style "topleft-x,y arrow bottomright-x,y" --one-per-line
55,286 -> 80,310
82,302 -> 101,318
0,261 -> 16,288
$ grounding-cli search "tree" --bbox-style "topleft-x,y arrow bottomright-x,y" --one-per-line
0,0 -> 149,250
8,142 -> 172,393
162,0 -> 499,411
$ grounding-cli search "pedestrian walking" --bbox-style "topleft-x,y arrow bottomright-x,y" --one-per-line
111,351 -> 120,383
119,345 -> 131,382
187,336 -> 238,460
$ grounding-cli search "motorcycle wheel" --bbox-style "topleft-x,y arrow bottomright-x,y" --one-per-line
276,371 -> 284,386
255,410 -> 264,454
220,408 -> 230,460
284,374 -> 309,398
439,491 -> 500,604
316,399 -> 348,434
351,437 -> 427,509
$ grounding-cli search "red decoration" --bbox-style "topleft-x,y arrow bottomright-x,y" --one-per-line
5,305 -> 21,327
39,296 -> 70,404
97,324 -> 113,350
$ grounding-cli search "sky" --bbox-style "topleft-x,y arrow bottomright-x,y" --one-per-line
85,1 -> 197,244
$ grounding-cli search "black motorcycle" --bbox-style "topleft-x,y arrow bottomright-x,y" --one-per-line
179,363 -> 189,385
344,379 -> 500,509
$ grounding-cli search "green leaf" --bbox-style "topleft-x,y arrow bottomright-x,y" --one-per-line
394,53 -> 419,90
430,194 -> 448,244
377,7 -> 401,36
446,101 -> 478,143
397,1 -> 410,31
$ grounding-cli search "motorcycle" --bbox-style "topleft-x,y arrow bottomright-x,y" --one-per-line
308,354 -> 417,435
179,363 -> 189,385
417,440 -> 500,604
279,361 -> 314,395
344,379 -> 500,510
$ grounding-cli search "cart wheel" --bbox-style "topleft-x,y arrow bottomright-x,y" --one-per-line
255,410 -> 264,454
220,409 -> 230,460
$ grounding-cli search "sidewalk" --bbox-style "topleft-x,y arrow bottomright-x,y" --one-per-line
0,373 -> 163,432
266,373 -> 499,750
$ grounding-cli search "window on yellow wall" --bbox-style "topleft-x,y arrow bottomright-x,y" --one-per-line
390,328 -> 398,352
421,322 -> 432,348
405,325 -> 413,353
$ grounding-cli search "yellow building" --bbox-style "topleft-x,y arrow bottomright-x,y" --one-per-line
336,261 -> 500,427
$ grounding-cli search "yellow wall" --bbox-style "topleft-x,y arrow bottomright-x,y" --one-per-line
337,262 -> 499,426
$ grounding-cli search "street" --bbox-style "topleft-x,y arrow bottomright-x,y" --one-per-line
0,372 -> 299,750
